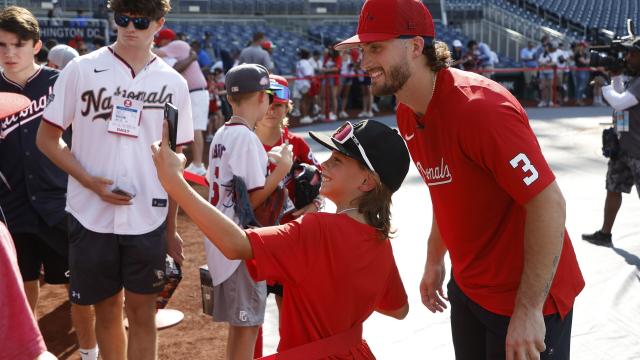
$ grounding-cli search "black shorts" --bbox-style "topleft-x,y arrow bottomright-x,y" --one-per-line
267,283 -> 283,297
448,277 -> 573,360
606,154 -> 640,196
11,218 -> 70,284
67,215 -> 167,305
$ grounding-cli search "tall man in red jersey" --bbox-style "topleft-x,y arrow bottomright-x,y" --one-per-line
336,1 -> 584,359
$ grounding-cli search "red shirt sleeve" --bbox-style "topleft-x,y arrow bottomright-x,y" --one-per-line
245,214 -> 323,285
459,97 -> 555,204
289,134 -> 320,166
376,257 -> 408,311
0,224 -> 47,360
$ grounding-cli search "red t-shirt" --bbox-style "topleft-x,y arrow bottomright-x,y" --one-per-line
396,67 -> 584,317
263,130 -> 320,223
0,223 -> 47,360
245,213 -> 407,358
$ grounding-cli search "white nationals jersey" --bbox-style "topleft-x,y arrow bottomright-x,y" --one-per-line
43,46 -> 194,235
205,123 -> 267,285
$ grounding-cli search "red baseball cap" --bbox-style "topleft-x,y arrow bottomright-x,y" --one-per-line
155,28 -> 176,46
0,93 -> 30,119
334,0 -> 435,51
261,40 -> 275,51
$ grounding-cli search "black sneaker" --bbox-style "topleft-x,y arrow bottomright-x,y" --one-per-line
582,230 -> 613,247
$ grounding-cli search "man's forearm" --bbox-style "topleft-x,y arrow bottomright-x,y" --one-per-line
515,182 -> 565,311
426,215 -> 447,266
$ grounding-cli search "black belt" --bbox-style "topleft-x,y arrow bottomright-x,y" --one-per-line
189,87 -> 208,93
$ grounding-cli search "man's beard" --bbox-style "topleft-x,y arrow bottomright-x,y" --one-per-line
371,61 -> 411,96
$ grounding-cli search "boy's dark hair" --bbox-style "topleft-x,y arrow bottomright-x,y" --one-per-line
227,91 -> 259,106
0,6 -> 40,43
107,0 -> 171,20
423,40 -> 452,72
355,166 -> 395,240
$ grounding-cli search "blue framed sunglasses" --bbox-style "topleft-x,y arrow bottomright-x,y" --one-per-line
269,80 -> 290,102
114,13 -> 152,30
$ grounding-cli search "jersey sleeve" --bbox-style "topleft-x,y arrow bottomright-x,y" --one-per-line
375,257 -> 408,312
161,41 -> 189,60
42,59 -> 80,130
174,78 -> 194,146
459,97 -> 555,204
291,134 -> 320,166
244,213 -> 322,285
228,133 -> 267,192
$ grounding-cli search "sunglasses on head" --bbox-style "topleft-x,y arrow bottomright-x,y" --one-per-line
332,121 -> 375,172
270,80 -> 290,102
114,13 -> 152,30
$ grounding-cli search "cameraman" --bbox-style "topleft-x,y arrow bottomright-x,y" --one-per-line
583,39 -> 640,246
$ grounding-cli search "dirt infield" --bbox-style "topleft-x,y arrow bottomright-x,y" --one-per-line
37,184 -> 229,360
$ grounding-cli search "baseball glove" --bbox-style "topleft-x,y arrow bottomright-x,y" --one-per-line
232,175 -> 287,228
292,162 -> 321,209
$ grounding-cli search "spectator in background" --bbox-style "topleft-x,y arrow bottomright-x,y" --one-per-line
352,47 -> 374,118
573,41 -> 590,105
520,41 -> 538,99
295,48 -> 315,124
35,46 -> 49,65
534,35 -> 551,60
557,42 -> 572,104
308,50 -> 323,117
202,31 -> 217,61
47,44 -> 79,70
191,40 -> 212,69
338,49 -> 354,119
477,41 -> 497,78
154,28 -> 210,176
462,40 -> 479,71
176,32 -> 188,42
92,35 -> 106,50
537,41 -> 558,107
238,31 -> 273,70
44,38 -> 58,51
450,39 -> 464,70
67,34 -> 85,52
261,40 -> 274,56
321,47 -> 341,121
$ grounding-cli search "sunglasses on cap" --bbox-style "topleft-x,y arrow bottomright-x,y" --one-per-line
269,80 -> 290,102
332,121 -> 375,172
114,13 -> 152,30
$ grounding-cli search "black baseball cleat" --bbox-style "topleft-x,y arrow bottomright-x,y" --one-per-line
582,230 -> 613,247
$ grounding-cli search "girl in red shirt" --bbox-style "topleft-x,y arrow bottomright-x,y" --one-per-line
153,119 -> 411,359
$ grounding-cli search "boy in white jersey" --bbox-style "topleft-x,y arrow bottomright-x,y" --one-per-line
36,0 -> 193,359
206,63 -> 292,359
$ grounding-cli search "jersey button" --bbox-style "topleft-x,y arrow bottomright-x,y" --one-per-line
25,151 -> 31,156
23,128 -> 28,133
28,174 -> 33,180
31,195 -> 36,201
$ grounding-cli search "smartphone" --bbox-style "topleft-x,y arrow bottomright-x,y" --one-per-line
164,102 -> 179,152
112,187 -> 135,199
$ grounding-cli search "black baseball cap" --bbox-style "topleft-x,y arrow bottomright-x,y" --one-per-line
309,120 -> 410,193
225,63 -> 283,94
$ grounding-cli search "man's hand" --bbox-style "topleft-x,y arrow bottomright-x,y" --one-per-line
86,176 -> 133,205
420,261 -> 448,313
166,230 -> 185,266
151,121 -> 187,191
506,306 -> 546,360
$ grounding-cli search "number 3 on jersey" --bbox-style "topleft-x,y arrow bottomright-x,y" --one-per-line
509,153 -> 539,186
210,166 -> 220,206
